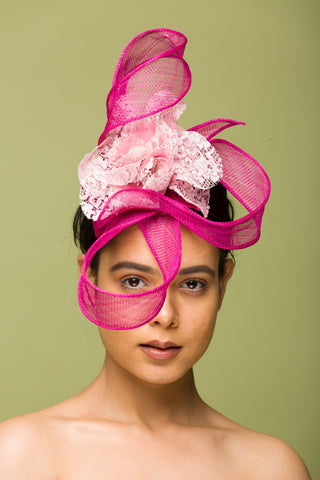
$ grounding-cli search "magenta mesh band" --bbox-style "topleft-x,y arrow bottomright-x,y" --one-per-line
98,29 -> 190,144
78,214 -> 182,329
77,28 -> 271,330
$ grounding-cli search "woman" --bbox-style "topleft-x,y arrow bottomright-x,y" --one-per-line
0,28 -> 311,479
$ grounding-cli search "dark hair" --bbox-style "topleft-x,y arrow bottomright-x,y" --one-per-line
73,183 -> 234,277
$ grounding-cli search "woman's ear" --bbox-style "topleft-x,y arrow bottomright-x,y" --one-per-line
218,258 -> 234,310
77,254 -> 85,277
78,253 -> 96,283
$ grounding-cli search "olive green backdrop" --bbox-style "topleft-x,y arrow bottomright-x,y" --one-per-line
1,0 -> 319,477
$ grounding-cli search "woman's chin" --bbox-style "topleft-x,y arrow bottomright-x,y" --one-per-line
125,364 -> 195,387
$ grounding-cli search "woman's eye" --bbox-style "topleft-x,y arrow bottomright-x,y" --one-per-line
122,277 -> 146,289
182,280 -> 206,291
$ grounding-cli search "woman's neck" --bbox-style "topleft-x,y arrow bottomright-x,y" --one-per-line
82,353 -> 206,428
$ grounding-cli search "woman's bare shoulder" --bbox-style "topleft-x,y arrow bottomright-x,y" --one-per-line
208,409 -> 311,480
236,428 -> 311,479
0,392 -> 96,479
0,411 -> 57,479
0,398 -> 79,480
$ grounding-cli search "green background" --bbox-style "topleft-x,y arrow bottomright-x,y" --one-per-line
1,0 -> 319,477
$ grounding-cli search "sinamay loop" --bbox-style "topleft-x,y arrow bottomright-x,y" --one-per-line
77,28 -> 271,330
78,213 -> 182,330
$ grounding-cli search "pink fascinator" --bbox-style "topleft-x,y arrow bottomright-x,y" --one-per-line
77,29 -> 271,330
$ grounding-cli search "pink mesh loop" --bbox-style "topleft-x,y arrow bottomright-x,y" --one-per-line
98,29 -> 191,144
212,139 -> 270,214
189,119 -> 270,222
78,213 -> 182,330
112,29 -> 188,86
93,188 -> 268,250
189,118 -> 245,140
79,279 -> 167,330
137,216 -> 181,283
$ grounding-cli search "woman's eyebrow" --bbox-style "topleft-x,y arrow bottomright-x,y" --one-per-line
178,265 -> 215,276
109,261 -> 159,275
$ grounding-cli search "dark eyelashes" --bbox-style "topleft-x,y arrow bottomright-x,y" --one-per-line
119,275 -> 209,293
180,279 -> 208,291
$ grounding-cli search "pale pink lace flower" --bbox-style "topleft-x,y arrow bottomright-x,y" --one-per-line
79,102 -> 223,221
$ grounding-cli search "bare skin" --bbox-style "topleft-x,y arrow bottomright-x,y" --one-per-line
0,226 -> 311,479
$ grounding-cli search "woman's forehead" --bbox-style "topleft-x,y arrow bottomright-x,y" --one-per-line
100,224 -> 157,267
100,222 -> 220,268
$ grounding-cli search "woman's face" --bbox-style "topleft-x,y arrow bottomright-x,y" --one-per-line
79,224 -> 233,385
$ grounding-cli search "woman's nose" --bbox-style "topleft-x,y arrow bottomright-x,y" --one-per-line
149,290 -> 179,328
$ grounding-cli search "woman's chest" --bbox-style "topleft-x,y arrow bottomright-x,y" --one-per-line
57,449 -> 227,480
54,425 -> 238,480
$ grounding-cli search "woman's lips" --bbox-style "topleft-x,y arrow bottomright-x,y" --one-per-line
139,341 -> 182,360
